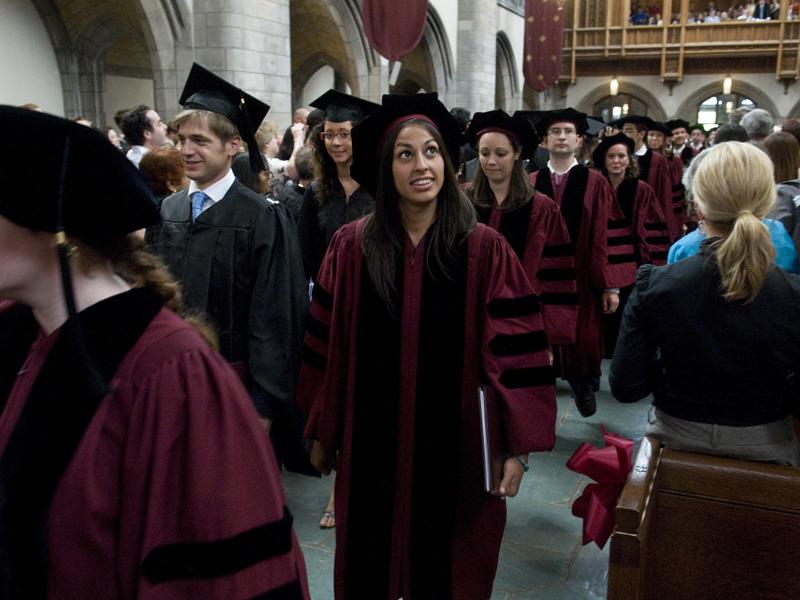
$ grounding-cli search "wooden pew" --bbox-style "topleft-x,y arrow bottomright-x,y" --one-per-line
608,435 -> 800,600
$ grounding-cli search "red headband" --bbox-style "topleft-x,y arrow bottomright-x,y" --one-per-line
476,127 -> 522,146
379,114 -> 438,151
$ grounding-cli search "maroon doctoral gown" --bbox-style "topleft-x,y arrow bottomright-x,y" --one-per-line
666,153 -> 689,231
531,165 -> 637,379
296,219 -> 556,600
477,190 -> 579,345
603,178 -> 670,356
636,148 -> 679,241
0,290 -> 309,600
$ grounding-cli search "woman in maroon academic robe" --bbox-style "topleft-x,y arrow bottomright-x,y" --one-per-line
0,107 -> 309,599
464,110 -> 578,347
296,93 -> 557,599
593,132 -> 670,356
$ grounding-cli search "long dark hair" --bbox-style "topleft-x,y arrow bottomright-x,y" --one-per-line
466,134 -> 533,211
362,119 -> 476,315
310,118 -> 361,206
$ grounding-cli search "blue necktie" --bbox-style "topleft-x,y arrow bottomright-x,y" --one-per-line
191,191 -> 207,222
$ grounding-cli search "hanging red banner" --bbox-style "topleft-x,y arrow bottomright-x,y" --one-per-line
523,0 -> 567,91
362,1 -> 428,62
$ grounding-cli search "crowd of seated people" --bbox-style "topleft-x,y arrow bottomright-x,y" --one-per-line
631,0 -> 793,24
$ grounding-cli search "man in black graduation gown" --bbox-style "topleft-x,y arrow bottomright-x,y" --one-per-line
148,63 -> 307,426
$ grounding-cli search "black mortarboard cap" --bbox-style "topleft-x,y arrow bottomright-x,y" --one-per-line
309,89 -> 379,125
648,121 -> 673,136
690,123 -> 707,134
465,110 -> 538,161
179,63 -> 270,173
609,114 -> 655,131
0,105 -> 159,244
513,110 -> 545,131
665,119 -> 691,132
592,132 -> 635,168
534,108 -> 590,138
351,92 -> 461,198
586,117 -> 607,136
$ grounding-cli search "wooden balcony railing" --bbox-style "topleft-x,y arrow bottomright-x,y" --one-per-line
560,17 -> 800,82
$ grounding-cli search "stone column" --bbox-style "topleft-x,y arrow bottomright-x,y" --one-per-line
171,0 -> 292,126
454,0 -> 497,113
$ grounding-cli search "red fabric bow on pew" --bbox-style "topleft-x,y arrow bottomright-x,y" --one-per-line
566,425 -> 634,549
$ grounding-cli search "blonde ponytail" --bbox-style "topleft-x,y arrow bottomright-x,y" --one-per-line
693,142 -> 776,304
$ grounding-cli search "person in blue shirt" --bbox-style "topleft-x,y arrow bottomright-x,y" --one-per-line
668,146 -> 800,273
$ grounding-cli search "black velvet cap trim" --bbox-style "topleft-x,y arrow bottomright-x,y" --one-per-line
542,243 -> 574,258
644,222 -> 669,231
607,218 -> 628,230
609,253 -> 637,264
537,267 -> 576,281
539,292 -> 579,305
487,295 -> 541,319
301,344 -> 327,371
250,579 -> 305,600
645,235 -> 670,245
141,507 -> 294,584
489,330 -> 549,357
607,235 -> 633,246
650,251 -> 668,260
499,366 -> 554,389
311,284 -> 333,312
305,315 -> 330,343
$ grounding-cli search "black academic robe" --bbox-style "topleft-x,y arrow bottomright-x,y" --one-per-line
297,180 -> 374,279
148,180 -> 307,417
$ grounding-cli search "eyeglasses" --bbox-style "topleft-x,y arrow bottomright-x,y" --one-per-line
622,127 -> 640,135
320,131 -> 351,142
547,127 -> 577,136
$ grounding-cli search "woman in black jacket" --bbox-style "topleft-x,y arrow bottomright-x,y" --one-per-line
610,141 -> 800,465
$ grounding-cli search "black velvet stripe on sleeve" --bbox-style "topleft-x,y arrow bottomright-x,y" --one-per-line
607,235 -> 633,246
644,222 -> 668,231
609,253 -> 637,264
301,344 -> 327,371
542,243 -> 575,258
673,207 -> 685,214
489,330 -> 549,357
645,235 -> 670,245
311,284 -> 333,311
305,315 -> 330,342
250,579 -> 305,600
141,508 -> 294,584
537,267 -> 576,281
650,251 -> 668,261
607,219 -> 628,230
539,292 -> 579,305
499,366 -> 554,389
487,294 -> 540,318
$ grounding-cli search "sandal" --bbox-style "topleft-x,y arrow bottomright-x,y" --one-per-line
319,510 -> 336,529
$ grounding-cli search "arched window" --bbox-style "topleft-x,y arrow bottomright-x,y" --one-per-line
593,93 -> 649,123
696,94 -> 755,129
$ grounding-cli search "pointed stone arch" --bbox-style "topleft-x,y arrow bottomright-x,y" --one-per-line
674,79 -> 781,122
575,81 -> 667,121
495,31 -> 519,112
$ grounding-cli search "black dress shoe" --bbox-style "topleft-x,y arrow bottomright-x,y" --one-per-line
574,386 -> 597,417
